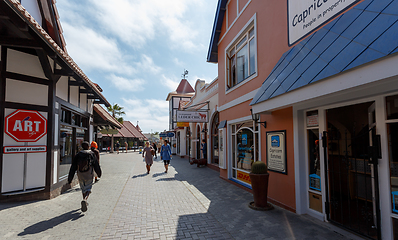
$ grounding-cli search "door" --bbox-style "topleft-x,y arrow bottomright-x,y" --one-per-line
324,102 -> 381,239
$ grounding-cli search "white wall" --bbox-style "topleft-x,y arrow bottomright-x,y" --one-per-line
7,49 -> 47,79
56,76 -> 68,101
6,79 -> 48,106
69,86 -> 79,107
20,0 -> 42,26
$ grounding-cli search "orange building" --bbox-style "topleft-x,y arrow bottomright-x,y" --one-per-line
207,0 -> 398,239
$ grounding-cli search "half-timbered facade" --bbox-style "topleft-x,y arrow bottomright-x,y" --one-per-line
0,0 -> 110,201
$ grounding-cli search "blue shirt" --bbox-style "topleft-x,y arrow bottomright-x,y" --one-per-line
161,144 -> 172,160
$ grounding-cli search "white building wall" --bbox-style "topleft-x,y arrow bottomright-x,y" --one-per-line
69,86 -> 79,107
56,76 -> 68,101
6,79 -> 48,106
7,49 -> 46,79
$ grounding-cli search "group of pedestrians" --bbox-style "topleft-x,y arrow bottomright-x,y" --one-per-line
67,139 -> 172,213
142,140 -> 172,174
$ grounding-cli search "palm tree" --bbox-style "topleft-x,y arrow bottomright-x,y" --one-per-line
107,104 -> 125,153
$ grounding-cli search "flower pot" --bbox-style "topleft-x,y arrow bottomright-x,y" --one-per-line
249,173 -> 269,208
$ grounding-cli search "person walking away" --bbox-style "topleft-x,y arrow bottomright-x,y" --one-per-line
142,142 -> 154,174
157,142 -> 162,154
116,141 -> 120,154
152,142 -> 158,159
91,141 -> 100,183
161,140 -> 172,173
125,142 -> 128,153
68,141 -> 102,212
201,139 -> 207,159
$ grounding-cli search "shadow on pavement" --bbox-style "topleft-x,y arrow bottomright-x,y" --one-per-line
18,209 -> 83,236
132,173 -> 148,178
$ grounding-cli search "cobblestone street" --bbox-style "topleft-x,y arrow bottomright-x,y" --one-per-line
0,152 -> 364,240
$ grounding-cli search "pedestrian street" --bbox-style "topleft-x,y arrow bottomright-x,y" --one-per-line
0,151 -> 363,240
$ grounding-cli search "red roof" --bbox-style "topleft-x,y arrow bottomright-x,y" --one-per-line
176,79 -> 194,93
124,121 -> 147,140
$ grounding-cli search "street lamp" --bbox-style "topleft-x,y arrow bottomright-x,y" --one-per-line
250,108 -> 267,128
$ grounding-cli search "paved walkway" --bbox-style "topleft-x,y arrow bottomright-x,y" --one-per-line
0,152 -> 364,240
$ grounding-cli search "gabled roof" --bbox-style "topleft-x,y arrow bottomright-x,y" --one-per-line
93,104 -> 122,129
176,79 -> 195,93
207,0 -> 227,63
252,0 -> 398,105
1,0 -> 110,106
124,121 -> 147,140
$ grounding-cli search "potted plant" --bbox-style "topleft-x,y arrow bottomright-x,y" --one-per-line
249,161 -> 273,210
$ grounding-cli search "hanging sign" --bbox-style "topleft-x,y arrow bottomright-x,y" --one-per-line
176,111 -> 208,123
4,146 -> 47,154
177,122 -> 190,127
100,129 -> 119,134
5,109 -> 47,142
266,130 -> 287,174
288,0 -> 360,46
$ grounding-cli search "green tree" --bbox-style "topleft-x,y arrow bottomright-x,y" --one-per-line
107,104 -> 125,153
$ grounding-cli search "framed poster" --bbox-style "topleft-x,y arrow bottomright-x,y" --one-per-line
266,130 -> 287,174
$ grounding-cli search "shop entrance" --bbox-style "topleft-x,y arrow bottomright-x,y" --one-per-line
324,101 -> 381,239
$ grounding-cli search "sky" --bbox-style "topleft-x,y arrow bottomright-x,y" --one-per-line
56,0 -> 219,133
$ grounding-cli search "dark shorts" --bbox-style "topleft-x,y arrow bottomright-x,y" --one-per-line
163,160 -> 170,165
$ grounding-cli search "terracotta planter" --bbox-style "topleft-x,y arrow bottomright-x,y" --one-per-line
249,173 -> 269,208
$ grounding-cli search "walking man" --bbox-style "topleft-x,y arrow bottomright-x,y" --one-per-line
116,141 -> 120,154
201,139 -> 207,159
68,141 -> 102,212
152,142 -> 158,159
161,140 -> 172,173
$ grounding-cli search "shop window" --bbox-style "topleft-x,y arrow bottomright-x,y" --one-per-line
387,122 -> 398,214
393,217 -> 398,239
386,95 -> 398,120
211,112 -> 219,164
231,121 -> 260,185
226,26 -> 256,90
59,125 -> 73,179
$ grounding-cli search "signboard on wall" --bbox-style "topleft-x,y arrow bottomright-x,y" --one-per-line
176,111 -> 208,123
266,130 -> 287,174
287,0 -> 360,46
177,122 -> 190,127
5,109 -> 47,142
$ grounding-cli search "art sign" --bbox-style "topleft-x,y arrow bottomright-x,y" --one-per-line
176,111 -> 208,123
266,130 -> 287,174
287,0 -> 360,46
4,146 -> 47,154
5,109 -> 47,142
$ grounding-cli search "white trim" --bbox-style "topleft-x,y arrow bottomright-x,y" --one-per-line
220,0 -> 252,44
224,14 -> 257,94
218,89 -> 257,111
252,54 -> 398,114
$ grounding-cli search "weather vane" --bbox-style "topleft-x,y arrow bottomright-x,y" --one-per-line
182,69 -> 188,79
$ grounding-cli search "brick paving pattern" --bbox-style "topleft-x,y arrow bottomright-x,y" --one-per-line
0,151 -> 364,240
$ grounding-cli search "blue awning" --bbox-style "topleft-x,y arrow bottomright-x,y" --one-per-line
251,0 -> 398,106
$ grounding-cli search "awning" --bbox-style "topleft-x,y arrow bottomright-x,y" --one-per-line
93,104 -> 122,129
251,0 -> 398,108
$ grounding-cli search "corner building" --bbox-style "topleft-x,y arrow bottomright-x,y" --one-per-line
0,0 -> 110,201
207,0 -> 398,239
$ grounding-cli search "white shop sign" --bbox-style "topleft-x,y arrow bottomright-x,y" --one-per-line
288,0 -> 360,46
4,146 -> 47,154
176,111 -> 208,123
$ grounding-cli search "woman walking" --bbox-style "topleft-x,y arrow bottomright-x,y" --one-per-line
161,140 -> 172,173
142,142 -> 154,174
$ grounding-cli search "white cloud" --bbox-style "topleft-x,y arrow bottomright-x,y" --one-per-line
122,98 -> 169,132
88,0 -> 203,51
109,75 -> 145,92
62,23 -> 135,75
135,55 -> 162,74
160,75 -> 180,91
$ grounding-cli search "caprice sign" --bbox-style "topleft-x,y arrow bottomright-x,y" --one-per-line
287,0 -> 360,46
176,111 -> 208,123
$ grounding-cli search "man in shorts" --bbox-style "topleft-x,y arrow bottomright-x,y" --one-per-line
68,141 -> 102,212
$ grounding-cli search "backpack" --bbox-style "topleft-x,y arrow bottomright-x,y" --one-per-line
78,151 -> 93,173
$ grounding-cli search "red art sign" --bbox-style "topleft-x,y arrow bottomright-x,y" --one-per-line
5,109 -> 47,142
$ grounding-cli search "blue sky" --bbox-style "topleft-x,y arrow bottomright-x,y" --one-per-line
56,0 -> 218,133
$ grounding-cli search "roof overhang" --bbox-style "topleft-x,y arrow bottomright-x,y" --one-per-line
0,0 -> 110,107
207,0 -> 227,63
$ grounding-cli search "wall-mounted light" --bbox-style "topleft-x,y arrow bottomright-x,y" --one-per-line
201,128 -> 208,133
250,109 -> 267,128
